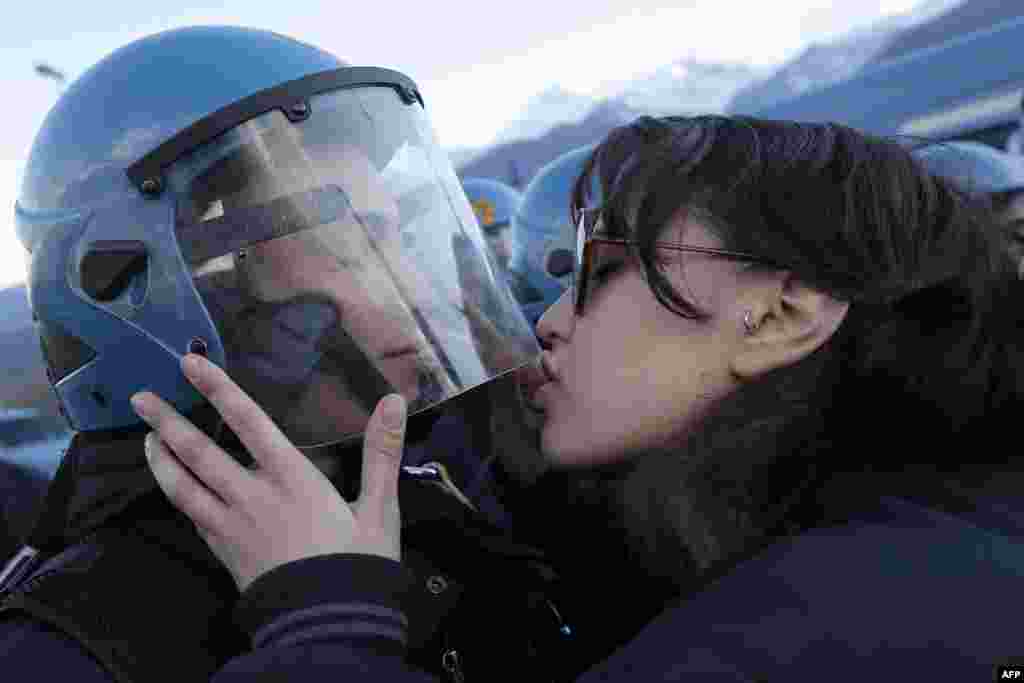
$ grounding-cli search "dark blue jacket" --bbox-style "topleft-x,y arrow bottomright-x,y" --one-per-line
3,486 -> 1021,681
0,388 -> 577,682
0,460 -> 48,562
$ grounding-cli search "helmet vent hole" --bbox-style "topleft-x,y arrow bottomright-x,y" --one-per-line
91,391 -> 107,407
81,240 -> 149,303
188,338 -> 208,356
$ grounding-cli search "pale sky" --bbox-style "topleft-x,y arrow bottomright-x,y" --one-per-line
0,0 -> 929,287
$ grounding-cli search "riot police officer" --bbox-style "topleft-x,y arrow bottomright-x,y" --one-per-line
0,25 -> 571,683
460,177 -> 522,271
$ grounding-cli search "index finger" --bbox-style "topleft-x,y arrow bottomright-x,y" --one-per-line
180,353 -> 306,482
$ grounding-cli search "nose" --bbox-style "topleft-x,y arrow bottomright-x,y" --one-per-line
535,289 -> 574,349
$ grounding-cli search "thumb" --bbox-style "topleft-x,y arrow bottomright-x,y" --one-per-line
358,394 -> 406,518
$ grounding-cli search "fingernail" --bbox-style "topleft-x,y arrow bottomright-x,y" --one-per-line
131,393 -> 151,418
181,353 -> 203,381
380,394 -> 406,429
143,432 -> 154,461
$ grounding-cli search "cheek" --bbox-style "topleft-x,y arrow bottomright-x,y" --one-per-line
544,298 -> 732,466
548,359 -> 716,466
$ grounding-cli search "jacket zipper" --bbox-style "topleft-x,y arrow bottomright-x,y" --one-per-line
400,462 -> 477,512
441,648 -> 466,683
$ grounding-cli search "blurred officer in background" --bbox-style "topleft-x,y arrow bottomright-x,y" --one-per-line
456,177 -> 544,356
509,144 -> 599,325
460,177 -> 521,271
914,140 -> 1024,276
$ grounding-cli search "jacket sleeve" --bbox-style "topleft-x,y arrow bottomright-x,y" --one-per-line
0,616 -> 114,681
211,552 -> 746,683
212,553 -> 441,682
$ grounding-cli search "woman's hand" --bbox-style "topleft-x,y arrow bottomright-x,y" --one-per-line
130,352 -> 407,592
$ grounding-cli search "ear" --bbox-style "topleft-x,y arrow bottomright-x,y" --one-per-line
730,275 -> 850,381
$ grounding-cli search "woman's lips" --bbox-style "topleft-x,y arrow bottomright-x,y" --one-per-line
540,352 -> 558,383
517,352 -> 558,411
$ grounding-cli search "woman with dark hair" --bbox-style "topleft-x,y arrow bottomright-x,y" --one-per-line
129,115 -> 1024,681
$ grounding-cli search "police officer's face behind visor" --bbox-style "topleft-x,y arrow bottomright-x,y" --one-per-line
226,145 -> 441,445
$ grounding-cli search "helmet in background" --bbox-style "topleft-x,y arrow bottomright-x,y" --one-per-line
510,144 -> 598,322
913,141 -> 1024,197
914,140 -> 1024,277
460,177 -> 522,270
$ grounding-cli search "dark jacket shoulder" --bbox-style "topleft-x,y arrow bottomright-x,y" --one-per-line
583,494 -> 1024,680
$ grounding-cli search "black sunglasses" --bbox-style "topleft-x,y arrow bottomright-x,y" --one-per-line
573,208 -> 784,317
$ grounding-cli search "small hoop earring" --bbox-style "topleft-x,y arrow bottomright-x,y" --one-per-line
743,311 -> 759,335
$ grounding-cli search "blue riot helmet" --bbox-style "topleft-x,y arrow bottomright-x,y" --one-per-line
914,140 -> 1024,276
1006,94 -> 1024,155
510,144 -> 600,324
913,141 -> 1024,197
460,177 -> 522,270
16,26 -> 538,451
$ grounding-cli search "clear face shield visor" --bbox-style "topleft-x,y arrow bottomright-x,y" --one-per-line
153,86 -> 537,448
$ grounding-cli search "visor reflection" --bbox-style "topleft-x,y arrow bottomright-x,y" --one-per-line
172,94 -> 536,447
